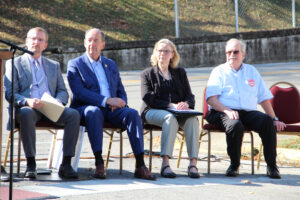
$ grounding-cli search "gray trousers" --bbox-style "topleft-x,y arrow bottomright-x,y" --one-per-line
15,106 -> 80,158
145,109 -> 199,159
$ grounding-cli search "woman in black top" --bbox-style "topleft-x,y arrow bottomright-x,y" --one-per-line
140,39 -> 200,178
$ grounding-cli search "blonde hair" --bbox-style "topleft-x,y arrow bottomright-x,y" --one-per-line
27,27 -> 48,42
150,38 -> 180,68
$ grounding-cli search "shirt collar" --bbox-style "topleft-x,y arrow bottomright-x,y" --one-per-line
86,53 -> 102,65
225,62 -> 244,72
27,54 -> 42,65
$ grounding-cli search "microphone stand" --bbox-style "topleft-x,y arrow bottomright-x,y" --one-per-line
0,39 -> 33,200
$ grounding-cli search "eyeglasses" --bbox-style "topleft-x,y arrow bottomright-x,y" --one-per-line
27,37 -> 45,42
157,49 -> 173,54
226,50 -> 240,55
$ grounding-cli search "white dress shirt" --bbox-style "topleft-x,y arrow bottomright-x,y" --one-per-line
87,55 -> 111,107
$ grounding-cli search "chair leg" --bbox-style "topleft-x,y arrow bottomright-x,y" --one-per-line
48,130 -> 57,169
198,131 -> 205,156
257,142 -> 263,170
177,133 -> 185,168
17,133 -> 21,174
149,130 -> 153,172
249,132 -> 254,175
207,131 -> 211,174
119,131 -> 123,175
105,131 -> 114,169
3,131 -> 12,167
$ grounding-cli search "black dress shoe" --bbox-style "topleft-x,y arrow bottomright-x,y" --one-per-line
160,165 -> 176,178
24,166 -> 37,179
267,165 -> 281,179
225,165 -> 239,177
1,166 -> 9,182
58,165 -> 78,179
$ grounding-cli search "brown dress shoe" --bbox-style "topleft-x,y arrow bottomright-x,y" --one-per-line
134,166 -> 156,180
94,164 -> 106,179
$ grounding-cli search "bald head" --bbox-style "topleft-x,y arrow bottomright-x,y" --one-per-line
85,28 -> 105,42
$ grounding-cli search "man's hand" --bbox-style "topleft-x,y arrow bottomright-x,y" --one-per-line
274,120 -> 286,132
26,98 -> 45,109
224,109 -> 239,120
106,97 -> 126,112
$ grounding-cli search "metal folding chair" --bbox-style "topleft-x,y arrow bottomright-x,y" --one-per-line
257,82 -> 300,169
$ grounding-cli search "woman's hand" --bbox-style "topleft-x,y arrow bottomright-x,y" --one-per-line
177,102 -> 190,110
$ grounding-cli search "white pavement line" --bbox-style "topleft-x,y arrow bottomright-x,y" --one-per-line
17,177 -> 274,197
17,178 -> 234,197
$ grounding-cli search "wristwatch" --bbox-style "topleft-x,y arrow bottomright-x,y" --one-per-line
273,116 -> 279,121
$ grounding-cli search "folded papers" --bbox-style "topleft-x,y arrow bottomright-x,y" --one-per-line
37,93 -> 65,122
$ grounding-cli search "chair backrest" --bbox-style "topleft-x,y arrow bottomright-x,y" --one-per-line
201,87 -> 210,127
202,87 -> 209,118
270,82 -> 300,124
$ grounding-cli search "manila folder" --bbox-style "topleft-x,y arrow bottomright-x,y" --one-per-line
37,93 -> 65,122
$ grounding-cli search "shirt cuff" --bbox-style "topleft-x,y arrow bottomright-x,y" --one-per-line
101,97 -> 108,107
20,99 -> 27,106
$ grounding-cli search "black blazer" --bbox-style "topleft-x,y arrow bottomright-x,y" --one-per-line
140,66 -> 195,120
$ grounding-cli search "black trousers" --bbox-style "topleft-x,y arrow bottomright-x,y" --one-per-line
206,109 -> 277,167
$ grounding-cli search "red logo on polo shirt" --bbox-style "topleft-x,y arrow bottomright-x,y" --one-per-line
248,79 -> 255,87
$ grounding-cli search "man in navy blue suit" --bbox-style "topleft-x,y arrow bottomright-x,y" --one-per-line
67,28 -> 156,180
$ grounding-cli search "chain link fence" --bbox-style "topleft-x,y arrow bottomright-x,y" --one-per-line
177,0 -> 297,38
0,0 -> 299,47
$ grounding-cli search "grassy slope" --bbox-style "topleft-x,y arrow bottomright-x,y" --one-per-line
0,0 -> 299,48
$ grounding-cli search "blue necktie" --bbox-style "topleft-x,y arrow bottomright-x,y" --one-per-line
33,60 -> 43,87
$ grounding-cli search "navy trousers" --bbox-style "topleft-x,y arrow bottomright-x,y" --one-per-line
82,106 -> 144,156
206,109 -> 277,167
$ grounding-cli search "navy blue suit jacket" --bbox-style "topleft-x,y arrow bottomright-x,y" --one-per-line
67,53 -> 127,116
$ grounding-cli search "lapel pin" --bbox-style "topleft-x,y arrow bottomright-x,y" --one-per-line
105,64 -> 108,68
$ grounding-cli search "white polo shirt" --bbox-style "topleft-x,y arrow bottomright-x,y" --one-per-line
206,63 -> 273,111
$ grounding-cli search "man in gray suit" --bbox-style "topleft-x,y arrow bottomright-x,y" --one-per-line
4,27 -> 80,179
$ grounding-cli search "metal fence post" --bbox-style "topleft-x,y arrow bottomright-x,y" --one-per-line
235,0 -> 239,32
174,0 -> 179,38
292,0 -> 296,27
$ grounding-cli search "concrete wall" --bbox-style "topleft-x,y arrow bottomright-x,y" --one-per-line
6,28 -> 300,72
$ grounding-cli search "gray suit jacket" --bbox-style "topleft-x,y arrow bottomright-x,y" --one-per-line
4,54 -> 68,107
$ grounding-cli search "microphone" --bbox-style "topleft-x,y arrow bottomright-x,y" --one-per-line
0,39 -> 34,55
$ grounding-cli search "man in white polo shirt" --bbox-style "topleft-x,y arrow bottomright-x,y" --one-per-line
206,38 -> 286,179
